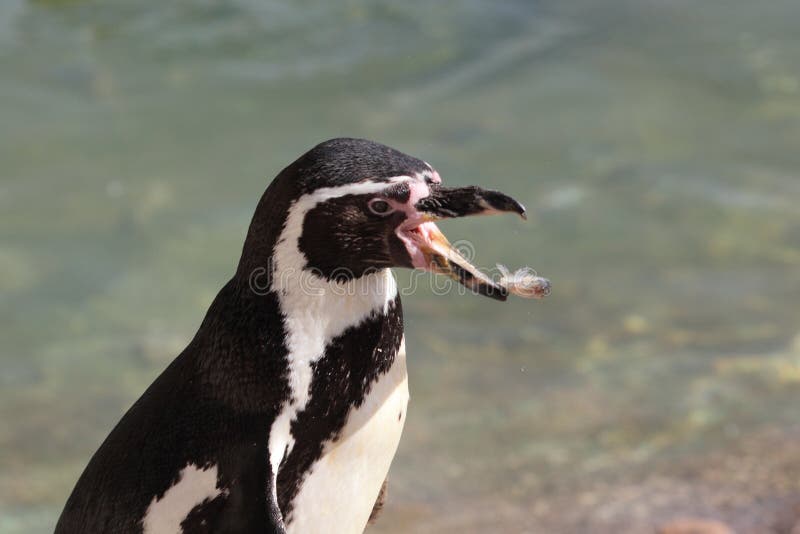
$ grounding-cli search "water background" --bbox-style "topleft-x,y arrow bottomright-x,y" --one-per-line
2,1 -> 800,532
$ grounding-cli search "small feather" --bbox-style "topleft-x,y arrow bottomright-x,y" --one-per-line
496,264 -> 551,299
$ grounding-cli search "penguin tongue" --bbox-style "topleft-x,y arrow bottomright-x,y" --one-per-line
399,221 -> 508,301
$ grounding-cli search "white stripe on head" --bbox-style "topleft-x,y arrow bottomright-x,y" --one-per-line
271,177 -> 416,280
419,163 -> 442,184
267,176 -> 419,482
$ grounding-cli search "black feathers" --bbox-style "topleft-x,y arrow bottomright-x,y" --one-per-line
288,138 -> 430,195
56,138 -> 415,534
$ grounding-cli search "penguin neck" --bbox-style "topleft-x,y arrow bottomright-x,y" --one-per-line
235,174 -> 402,352
272,266 -> 398,340
264,178 -> 401,334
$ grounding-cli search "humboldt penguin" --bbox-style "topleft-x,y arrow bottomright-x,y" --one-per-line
55,138 -> 541,534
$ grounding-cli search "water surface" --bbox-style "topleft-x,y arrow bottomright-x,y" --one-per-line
2,1 -> 800,532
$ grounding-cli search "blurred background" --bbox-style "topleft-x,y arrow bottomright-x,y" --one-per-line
2,0 -> 800,532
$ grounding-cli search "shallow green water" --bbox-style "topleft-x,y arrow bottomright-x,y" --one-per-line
2,1 -> 800,532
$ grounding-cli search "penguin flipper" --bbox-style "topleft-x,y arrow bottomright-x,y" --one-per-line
264,476 -> 288,534
368,478 -> 389,525
172,439 -> 287,534
175,484 -> 286,534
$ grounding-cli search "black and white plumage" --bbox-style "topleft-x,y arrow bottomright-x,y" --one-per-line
55,138 -> 532,534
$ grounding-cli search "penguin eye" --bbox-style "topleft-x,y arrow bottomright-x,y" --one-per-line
368,198 -> 394,216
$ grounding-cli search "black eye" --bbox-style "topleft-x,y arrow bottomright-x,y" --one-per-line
368,199 -> 393,216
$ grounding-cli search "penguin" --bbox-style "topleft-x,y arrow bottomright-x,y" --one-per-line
55,138 -> 530,534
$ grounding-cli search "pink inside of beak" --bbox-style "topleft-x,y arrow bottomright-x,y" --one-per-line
396,220 -> 440,270
387,179 -> 440,270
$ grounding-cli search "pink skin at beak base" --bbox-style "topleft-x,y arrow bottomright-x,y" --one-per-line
396,220 -> 442,270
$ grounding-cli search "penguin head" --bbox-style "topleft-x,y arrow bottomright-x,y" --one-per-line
240,138 -> 527,300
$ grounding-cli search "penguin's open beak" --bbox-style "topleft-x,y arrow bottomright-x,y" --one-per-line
395,185 -> 527,301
